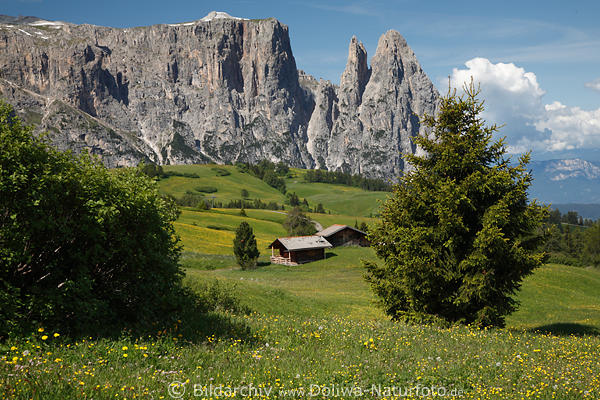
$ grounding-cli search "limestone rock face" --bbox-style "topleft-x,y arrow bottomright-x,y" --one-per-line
0,13 -> 439,177
305,31 -> 439,177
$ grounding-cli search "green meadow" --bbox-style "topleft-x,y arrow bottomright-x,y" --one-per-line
3,163 -> 600,399
158,164 -> 388,217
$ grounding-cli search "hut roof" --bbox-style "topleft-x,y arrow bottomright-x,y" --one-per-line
269,235 -> 332,251
316,224 -> 366,237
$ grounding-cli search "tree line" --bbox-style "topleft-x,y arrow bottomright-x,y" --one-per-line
541,209 -> 600,266
236,160 -> 288,193
304,168 -> 392,192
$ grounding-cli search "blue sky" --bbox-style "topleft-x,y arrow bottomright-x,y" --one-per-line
5,0 -> 600,161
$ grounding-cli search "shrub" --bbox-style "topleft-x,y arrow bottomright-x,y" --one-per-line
195,186 -> 218,193
262,169 -> 286,193
584,222 -> 600,266
139,162 -> 164,178
160,171 -> 200,179
287,192 -> 300,206
0,102 -> 191,338
186,279 -> 250,314
206,225 -> 232,231
211,167 -> 231,176
196,200 -> 210,210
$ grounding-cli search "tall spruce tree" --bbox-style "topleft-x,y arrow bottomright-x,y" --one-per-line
364,84 -> 547,327
233,221 -> 260,270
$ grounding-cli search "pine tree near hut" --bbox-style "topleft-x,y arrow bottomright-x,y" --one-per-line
233,221 -> 260,270
364,83 -> 547,327
283,207 -> 317,236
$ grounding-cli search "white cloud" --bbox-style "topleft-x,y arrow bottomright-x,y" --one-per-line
449,58 -> 600,155
585,78 -> 600,92
450,58 -> 545,124
535,102 -> 600,151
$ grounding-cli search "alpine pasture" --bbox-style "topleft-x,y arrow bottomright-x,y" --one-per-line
2,164 -> 600,399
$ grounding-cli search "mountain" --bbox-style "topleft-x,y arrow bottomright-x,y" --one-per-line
0,12 -> 439,177
529,159 -> 600,205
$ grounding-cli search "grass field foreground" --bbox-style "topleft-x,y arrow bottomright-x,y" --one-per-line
2,308 -> 600,399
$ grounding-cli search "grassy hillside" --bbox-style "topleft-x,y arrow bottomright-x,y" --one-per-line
508,264 -> 600,332
163,165 -> 600,333
175,209 -> 287,255
4,164 -> 600,399
174,204 -> 600,333
286,169 -> 389,217
159,164 -> 285,204
158,164 -> 389,217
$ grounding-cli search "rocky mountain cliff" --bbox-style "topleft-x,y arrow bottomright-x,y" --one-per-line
0,12 -> 439,177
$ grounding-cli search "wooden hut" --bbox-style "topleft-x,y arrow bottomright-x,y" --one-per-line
316,224 -> 369,247
269,236 -> 332,266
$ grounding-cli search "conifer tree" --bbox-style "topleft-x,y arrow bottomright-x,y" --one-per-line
283,207 -> 316,236
233,221 -> 259,270
364,84 -> 547,327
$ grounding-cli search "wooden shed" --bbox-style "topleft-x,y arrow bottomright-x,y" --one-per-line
316,224 -> 369,247
269,236 -> 332,266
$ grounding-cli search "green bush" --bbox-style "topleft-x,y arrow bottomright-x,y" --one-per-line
195,186 -> 218,193
584,222 -> 600,266
206,225 -> 232,231
211,167 -> 231,176
0,102 -> 192,338
186,279 -> 250,314
139,162 -> 164,178
160,171 -> 200,179
545,252 -> 588,267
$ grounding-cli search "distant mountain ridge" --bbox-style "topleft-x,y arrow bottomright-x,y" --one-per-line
529,159 -> 600,205
0,11 -> 438,177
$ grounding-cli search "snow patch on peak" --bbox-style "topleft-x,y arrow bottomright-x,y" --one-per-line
545,159 -> 600,181
167,22 -> 195,27
29,19 -> 66,29
200,11 -> 247,22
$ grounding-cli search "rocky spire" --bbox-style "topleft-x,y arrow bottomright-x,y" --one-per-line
339,36 -> 370,107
